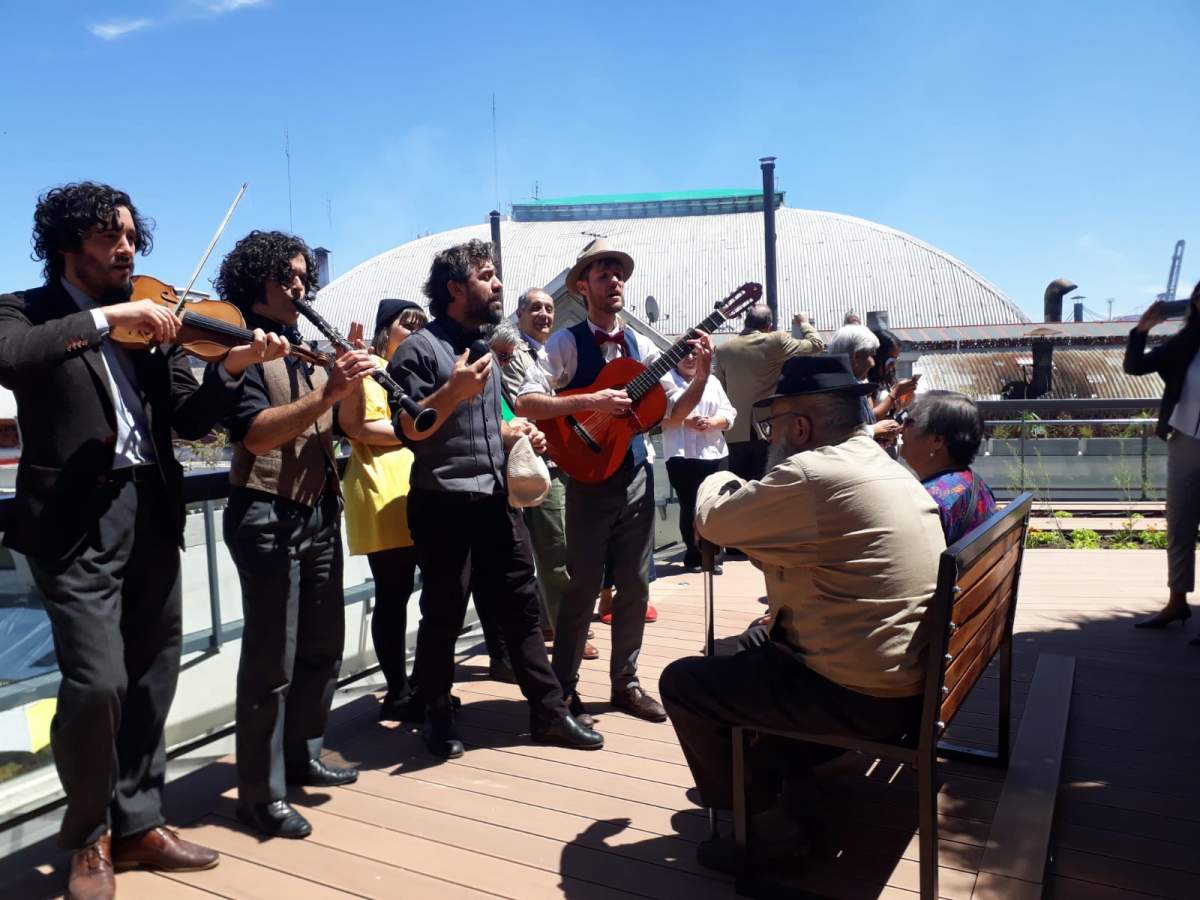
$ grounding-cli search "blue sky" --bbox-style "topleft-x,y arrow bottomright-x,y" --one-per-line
1,0 -> 1195,321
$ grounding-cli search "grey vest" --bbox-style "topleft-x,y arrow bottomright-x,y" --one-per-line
230,358 -> 336,506
407,324 -> 507,495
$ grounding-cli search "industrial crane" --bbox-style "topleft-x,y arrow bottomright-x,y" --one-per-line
1157,239 -> 1186,303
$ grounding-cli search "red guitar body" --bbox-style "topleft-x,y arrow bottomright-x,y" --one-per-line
538,357 -> 667,483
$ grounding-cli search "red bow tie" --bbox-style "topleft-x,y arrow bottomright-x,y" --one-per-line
594,330 -> 626,350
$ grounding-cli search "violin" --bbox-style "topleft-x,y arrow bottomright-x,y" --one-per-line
110,274 -> 332,368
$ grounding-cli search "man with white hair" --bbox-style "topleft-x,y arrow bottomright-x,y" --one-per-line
659,355 -> 945,872
499,290 -> 598,657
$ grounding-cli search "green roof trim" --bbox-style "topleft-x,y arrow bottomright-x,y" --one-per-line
519,189 -> 768,206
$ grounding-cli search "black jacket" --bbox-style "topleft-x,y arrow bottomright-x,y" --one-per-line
1123,318 -> 1200,440
0,281 -> 240,569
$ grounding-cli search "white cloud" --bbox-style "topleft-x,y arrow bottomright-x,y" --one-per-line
87,18 -> 153,40
195,0 -> 266,12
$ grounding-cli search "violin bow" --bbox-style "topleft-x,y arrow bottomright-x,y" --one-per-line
172,182 -> 248,316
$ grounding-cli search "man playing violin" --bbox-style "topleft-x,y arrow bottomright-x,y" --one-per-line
516,238 -> 713,726
211,230 -> 376,841
0,182 -> 287,900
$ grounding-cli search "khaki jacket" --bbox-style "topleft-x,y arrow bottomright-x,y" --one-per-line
714,326 -> 824,443
695,432 -> 945,697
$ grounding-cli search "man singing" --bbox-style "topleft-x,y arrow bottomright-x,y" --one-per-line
0,183 -> 286,900
390,239 -> 602,759
516,239 -> 705,724
215,230 -> 376,839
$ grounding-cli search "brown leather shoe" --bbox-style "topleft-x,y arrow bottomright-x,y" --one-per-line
112,826 -> 219,872
67,834 -> 114,900
583,641 -> 600,660
611,685 -> 667,722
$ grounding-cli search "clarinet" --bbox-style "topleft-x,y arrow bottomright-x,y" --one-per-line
291,294 -> 438,433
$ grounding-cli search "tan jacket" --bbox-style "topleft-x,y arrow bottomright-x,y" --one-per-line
695,432 -> 945,697
714,326 -> 824,443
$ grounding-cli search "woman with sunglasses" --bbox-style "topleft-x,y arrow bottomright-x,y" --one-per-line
898,391 -> 996,544
338,299 -> 431,721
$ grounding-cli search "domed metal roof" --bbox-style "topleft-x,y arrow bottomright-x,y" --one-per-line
311,206 -> 1026,338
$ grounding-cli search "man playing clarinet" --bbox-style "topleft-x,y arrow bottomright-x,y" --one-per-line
213,230 -> 376,840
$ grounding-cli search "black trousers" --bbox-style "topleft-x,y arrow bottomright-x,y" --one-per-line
407,489 -> 565,723
366,546 -> 418,702
665,456 -> 728,566
28,475 -> 181,849
225,489 -> 345,804
660,632 -> 922,812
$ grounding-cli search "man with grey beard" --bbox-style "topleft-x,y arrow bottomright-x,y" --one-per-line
659,355 -> 945,874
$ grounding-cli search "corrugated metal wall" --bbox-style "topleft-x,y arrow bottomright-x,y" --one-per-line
913,348 -> 1164,400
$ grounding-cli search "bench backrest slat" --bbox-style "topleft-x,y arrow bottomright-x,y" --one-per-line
919,491 -> 1034,745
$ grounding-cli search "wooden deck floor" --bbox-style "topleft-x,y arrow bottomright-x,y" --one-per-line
1,549 -> 1197,899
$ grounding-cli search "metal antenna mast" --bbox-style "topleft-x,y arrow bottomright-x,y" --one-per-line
491,93 -> 500,211
285,127 -> 294,233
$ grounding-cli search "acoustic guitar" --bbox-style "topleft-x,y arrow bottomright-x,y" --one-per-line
539,282 -> 763,482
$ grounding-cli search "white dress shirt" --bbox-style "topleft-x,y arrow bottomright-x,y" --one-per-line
1169,351 -> 1200,438
659,369 -> 736,460
63,279 -> 156,468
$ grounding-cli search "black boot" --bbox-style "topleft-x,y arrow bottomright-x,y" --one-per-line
532,714 -> 604,750
235,800 -> 312,839
424,706 -> 465,759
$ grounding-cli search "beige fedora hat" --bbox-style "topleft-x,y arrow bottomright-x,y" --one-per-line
564,238 -> 635,298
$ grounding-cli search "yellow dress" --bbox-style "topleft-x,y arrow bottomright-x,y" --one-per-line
342,355 -> 415,555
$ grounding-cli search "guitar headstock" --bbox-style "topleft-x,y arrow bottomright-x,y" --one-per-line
714,282 -> 763,321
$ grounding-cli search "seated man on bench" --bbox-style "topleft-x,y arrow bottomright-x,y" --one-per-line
660,355 -> 946,873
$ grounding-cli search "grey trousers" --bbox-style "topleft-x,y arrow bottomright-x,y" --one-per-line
1167,431 -> 1200,594
29,477 -> 181,849
554,457 -> 653,695
225,488 -> 345,804
525,467 -> 569,630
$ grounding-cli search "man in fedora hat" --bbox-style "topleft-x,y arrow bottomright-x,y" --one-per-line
657,354 -> 946,873
517,238 -> 710,724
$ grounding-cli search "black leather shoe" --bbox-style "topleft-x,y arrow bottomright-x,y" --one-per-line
568,692 -> 595,729
424,715 -> 465,759
286,759 -> 358,787
489,659 -> 518,684
532,714 -> 604,750
611,686 -> 667,722
235,800 -> 311,839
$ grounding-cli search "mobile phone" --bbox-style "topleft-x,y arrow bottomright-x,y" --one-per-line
1159,300 -> 1191,318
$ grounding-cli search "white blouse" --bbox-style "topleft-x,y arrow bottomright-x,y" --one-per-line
1169,351 -> 1200,438
659,369 -> 737,460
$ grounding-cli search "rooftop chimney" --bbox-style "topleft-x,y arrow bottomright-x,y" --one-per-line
313,247 -> 332,289
866,310 -> 890,331
760,157 -> 779,326
1044,278 -> 1076,323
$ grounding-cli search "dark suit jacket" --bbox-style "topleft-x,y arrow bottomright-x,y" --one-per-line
0,280 -> 240,569
1123,318 -> 1200,440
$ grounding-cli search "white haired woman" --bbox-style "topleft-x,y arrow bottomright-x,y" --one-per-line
828,324 -> 903,446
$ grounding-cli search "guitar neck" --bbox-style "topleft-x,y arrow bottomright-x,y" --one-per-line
625,309 -> 728,401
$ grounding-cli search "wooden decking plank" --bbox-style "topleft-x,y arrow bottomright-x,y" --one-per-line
211,802 -> 645,900
279,778 -> 734,899
1052,847 -> 1198,899
1054,820 -> 1200,875
149,838 -> 365,899
974,653 -> 1074,892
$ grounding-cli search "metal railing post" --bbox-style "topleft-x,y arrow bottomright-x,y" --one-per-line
1019,411 -> 1027,491
1141,422 -> 1150,501
202,500 -> 222,651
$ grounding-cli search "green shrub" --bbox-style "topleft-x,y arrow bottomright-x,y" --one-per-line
1070,528 -> 1102,550
1051,510 -> 1073,519
1026,529 -> 1068,549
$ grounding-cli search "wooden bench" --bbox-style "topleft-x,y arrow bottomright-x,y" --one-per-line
726,490 -> 1035,899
